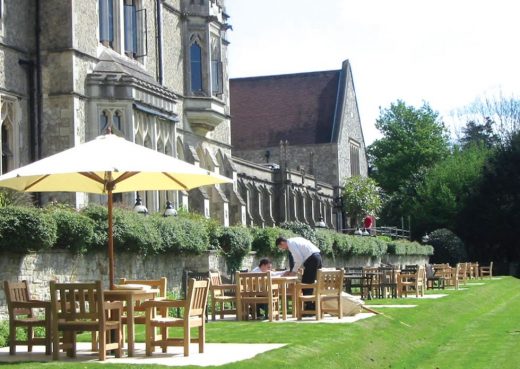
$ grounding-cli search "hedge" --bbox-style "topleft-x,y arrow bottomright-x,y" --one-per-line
387,240 -> 434,256
0,205 -> 433,263
218,226 -> 252,274
47,206 -> 95,253
153,216 -> 209,255
250,226 -> 294,257
0,206 -> 57,252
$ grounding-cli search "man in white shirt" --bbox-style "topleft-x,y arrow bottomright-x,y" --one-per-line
276,236 -> 322,308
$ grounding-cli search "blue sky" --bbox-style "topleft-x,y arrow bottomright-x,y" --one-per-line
225,0 -> 520,144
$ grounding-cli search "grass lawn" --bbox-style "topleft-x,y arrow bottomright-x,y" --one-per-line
1,277 -> 519,369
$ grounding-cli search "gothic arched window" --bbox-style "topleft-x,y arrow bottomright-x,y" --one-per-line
190,42 -> 203,92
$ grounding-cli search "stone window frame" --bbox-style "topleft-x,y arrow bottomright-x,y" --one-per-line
0,94 -> 21,174
349,138 -> 361,177
98,106 -> 125,135
98,0 -> 147,62
189,35 -> 204,94
210,33 -> 223,96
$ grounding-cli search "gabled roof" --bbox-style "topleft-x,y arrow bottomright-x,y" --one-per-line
230,70 -> 341,150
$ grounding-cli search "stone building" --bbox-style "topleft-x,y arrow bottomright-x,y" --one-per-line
230,61 -> 368,230
0,0 -> 365,231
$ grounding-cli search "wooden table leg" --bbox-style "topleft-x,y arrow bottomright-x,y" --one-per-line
126,296 -> 135,357
281,282 -> 287,320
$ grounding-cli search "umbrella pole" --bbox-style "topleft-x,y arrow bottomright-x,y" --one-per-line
108,188 -> 115,290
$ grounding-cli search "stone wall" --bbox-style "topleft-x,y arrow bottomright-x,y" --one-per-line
0,250 -> 429,319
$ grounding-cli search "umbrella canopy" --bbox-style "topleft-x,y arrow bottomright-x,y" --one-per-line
0,134 -> 230,193
0,134 -> 232,288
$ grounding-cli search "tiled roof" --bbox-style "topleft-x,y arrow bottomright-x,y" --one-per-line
230,70 -> 340,150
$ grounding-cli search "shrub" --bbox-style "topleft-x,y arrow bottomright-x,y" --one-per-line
387,240 -> 434,256
218,226 -> 252,274
0,320 -> 7,347
0,206 -> 57,252
47,207 -> 95,253
348,235 -> 387,256
154,216 -> 209,255
250,226 -> 294,257
429,228 -> 467,265
331,232 -> 352,258
80,204 -> 109,250
112,209 -> 163,255
280,221 -> 317,244
315,229 -> 336,257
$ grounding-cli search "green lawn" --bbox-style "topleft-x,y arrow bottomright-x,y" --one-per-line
1,277 -> 519,369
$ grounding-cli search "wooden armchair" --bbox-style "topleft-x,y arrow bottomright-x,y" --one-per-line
141,278 -> 210,357
209,271 -> 236,320
49,280 -> 123,361
235,272 -> 280,322
295,269 -> 344,320
3,280 -> 52,355
480,262 -> 493,279
397,266 -> 425,298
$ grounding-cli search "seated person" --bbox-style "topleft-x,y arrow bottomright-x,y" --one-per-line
252,258 -> 272,273
251,258 -> 275,319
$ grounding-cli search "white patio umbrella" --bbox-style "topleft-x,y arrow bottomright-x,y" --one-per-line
0,133 -> 232,288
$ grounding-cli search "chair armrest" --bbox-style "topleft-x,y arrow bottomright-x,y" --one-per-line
210,284 -> 236,292
12,300 -> 51,309
141,299 -> 186,309
104,301 -> 124,311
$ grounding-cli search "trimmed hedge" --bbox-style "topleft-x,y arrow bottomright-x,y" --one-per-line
0,205 -> 433,265
0,206 -> 57,252
153,216 -> 209,255
47,207 -> 95,253
387,240 -> 434,256
218,226 -> 252,274
250,226 -> 295,257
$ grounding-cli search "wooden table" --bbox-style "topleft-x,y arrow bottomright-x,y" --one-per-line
104,288 -> 159,357
272,276 -> 298,320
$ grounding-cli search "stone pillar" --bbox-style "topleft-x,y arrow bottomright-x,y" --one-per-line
262,187 -> 275,227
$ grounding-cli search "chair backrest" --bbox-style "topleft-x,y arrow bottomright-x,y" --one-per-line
318,269 -> 344,296
209,271 -> 224,297
4,280 -> 32,317
235,272 -> 273,298
50,281 -> 104,324
182,270 -> 209,298
379,267 -> 398,284
118,277 -> 167,298
184,278 -> 210,318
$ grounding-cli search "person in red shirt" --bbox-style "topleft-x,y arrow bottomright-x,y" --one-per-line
363,215 -> 373,235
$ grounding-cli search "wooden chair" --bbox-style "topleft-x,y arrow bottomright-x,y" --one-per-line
142,278 -> 210,357
480,262 -> 493,279
456,263 -> 468,285
235,272 -> 280,322
117,277 -> 168,344
295,269 -> 344,320
397,266 -> 425,298
3,280 -> 52,355
209,271 -> 236,320
378,267 -> 399,298
49,280 -> 123,361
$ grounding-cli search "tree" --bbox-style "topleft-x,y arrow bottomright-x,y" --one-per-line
460,118 -> 499,149
458,131 -> 520,263
455,92 -> 520,142
341,176 -> 382,228
411,145 -> 491,239
368,100 -> 450,194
